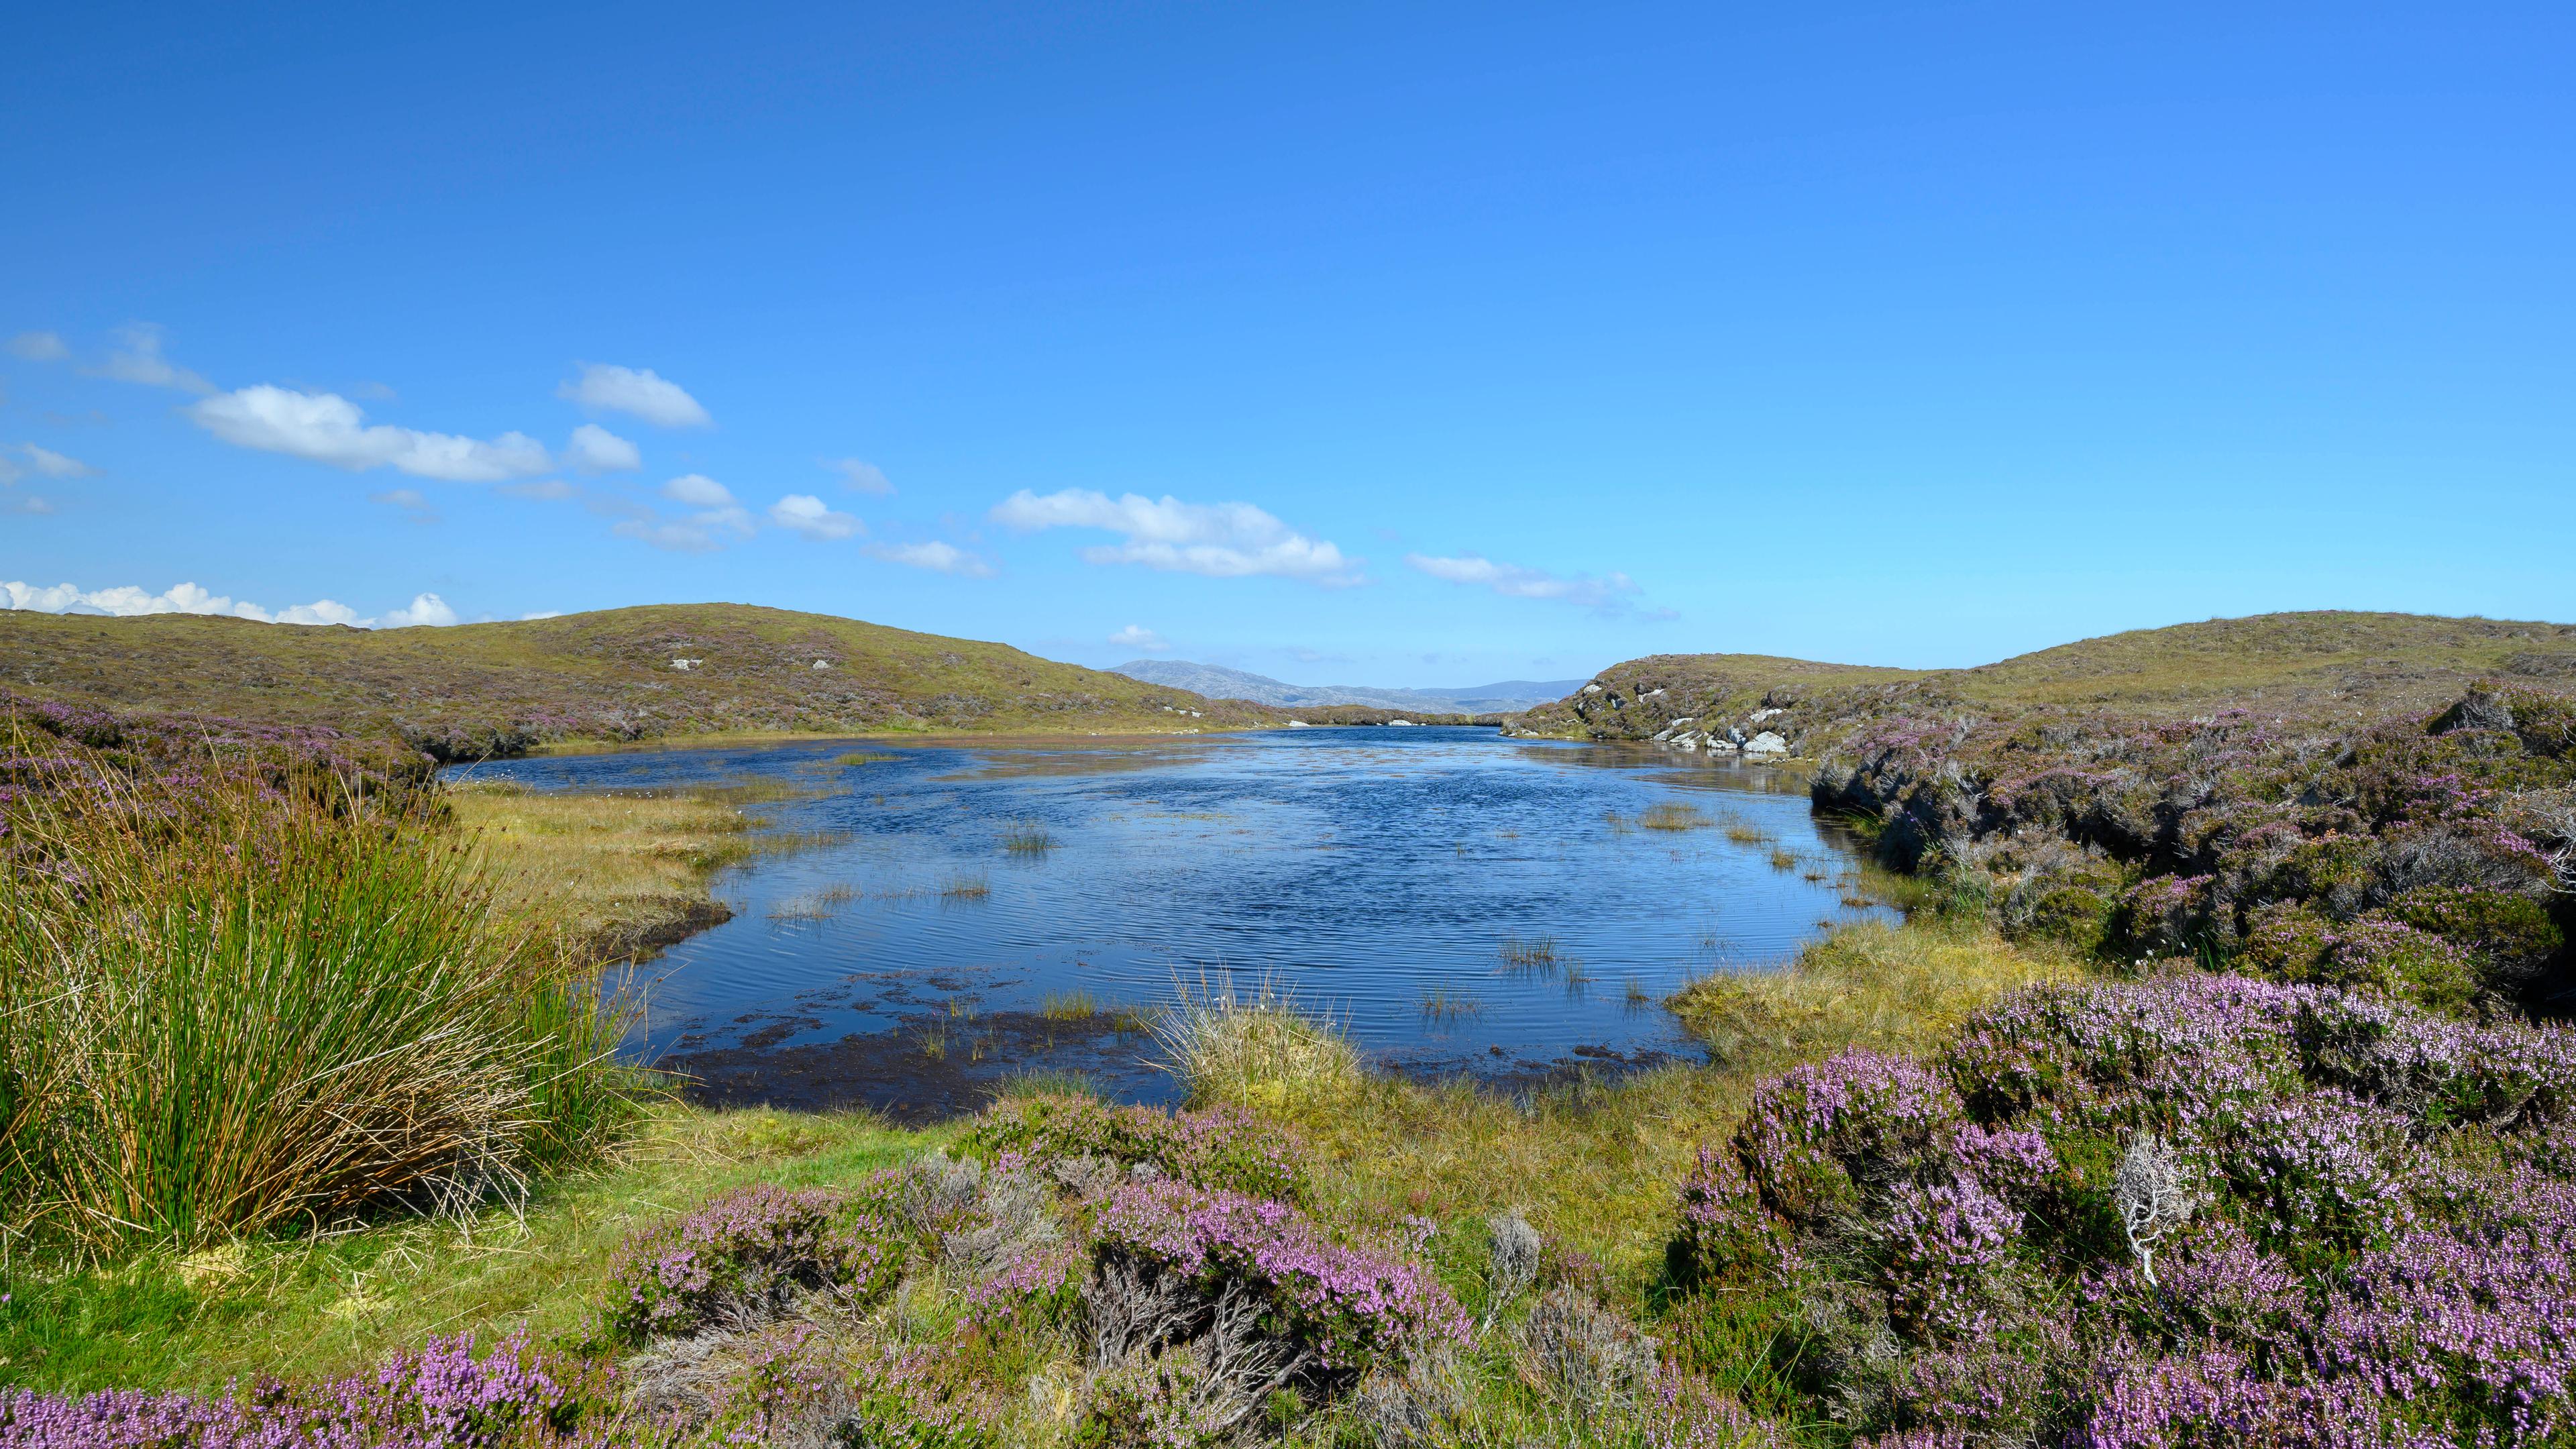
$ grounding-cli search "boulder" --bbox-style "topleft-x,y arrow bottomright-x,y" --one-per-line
1743,731 -> 1789,757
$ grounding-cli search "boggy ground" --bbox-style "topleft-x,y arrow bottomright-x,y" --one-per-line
8,676 -> 2576,1446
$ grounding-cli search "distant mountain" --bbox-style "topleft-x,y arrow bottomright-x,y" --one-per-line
1109,659 -> 1585,714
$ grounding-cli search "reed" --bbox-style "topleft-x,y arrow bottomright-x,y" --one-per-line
1039,989 -> 1099,1022
1000,820 -> 1055,855
1636,802 -> 1709,832
0,753 -> 635,1251
940,875 -> 991,901
1498,934 -> 1560,973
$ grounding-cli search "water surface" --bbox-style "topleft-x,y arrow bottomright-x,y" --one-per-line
462,727 -> 1892,1116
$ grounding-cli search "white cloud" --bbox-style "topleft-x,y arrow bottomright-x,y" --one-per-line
4,495 -> 54,515
272,599 -> 360,626
565,423 -> 642,473
1109,625 -> 1169,653
91,324 -> 214,394
7,331 -> 68,362
769,492 -> 862,541
16,444 -> 98,478
826,458 -> 894,495
865,541 -> 996,577
1405,553 -> 1644,611
661,472 -> 736,506
989,488 -> 1358,584
190,385 -> 551,482
557,363 -> 711,428
379,592 -> 458,628
520,610 -> 564,621
614,496 -> 757,552
0,579 -> 465,627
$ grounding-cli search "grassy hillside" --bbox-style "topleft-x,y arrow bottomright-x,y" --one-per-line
0,603 -> 1281,755
1511,610 -> 2576,743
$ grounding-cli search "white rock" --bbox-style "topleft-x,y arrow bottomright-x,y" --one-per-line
1744,731 -> 1789,756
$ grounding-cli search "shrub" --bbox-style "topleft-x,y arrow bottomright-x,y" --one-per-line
599,1182 -> 902,1343
1091,1179 -> 1468,1375
2385,885 -> 2565,993
0,1330 -> 594,1448
959,1092 -> 1305,1202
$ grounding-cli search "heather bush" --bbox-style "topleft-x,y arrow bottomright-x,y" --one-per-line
1810,683 -> 2576,1004
0,1330 -> 604,1448
1670,972 -> 2576,1444
1091,1179 -> 1468,1377
599,1182 -> 903,1344
959,1091 -> 1305,1202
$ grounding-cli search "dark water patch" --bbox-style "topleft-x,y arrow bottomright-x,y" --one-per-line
462,727 -> 1897,1109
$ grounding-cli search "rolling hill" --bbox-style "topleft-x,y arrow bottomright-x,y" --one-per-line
0,604 -> 1283,757
1508,611 -> 2576,749
1108,659 -> 1584,714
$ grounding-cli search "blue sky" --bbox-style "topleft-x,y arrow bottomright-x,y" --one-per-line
3,2 -> 2568,686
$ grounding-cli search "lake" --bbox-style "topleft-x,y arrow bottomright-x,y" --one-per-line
460,727 -> 1894,1119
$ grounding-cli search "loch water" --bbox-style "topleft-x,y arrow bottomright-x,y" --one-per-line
459,727 -> 1895,1118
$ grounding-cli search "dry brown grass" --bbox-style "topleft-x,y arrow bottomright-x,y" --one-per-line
451,782 -> 772,957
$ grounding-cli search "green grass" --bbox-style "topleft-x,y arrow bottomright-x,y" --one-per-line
0,759 -> 634,1254
1000,820 -> 1056,855
1498,934 -> 1560,973
0,1106 -> 926,1393
0,602 -> 1289,753
1038,989 -> 1099,1022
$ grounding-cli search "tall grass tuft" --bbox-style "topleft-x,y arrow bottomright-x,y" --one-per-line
0,753 -> 635,1250
1152,977 -> 1362,1110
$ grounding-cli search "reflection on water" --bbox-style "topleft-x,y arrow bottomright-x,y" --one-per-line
459,727 -> 1894,1116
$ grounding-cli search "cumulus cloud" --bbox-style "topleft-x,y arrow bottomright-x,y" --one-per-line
5,496 -> 56,515
865,541 -> 996,577
1405,553 -> 1644,612
826,458 -> 894,495
564,423 -> 642,473
0,580 -> 459,628
1108,624 -> 1169,653
91,324 -> 214,394
190,385 -> 551,482
16,444 -> 99,478
379,592 -> 458,628
499,478 -> 579,501
7,331 -> 68,362
990,488 -> 1357,584
520,610 -> 564,621
557,363 -> 711,428
614,482 -> 756,551
769,492 -> 861,541
661,473 -> 736,506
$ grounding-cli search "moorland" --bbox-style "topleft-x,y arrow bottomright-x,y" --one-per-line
1,605 -> 2571,1448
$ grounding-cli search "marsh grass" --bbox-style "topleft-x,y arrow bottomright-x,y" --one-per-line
1766,846 -> 1799,871
1039,989 -> 1099,1022
0,762 -> 636,1253
764,882 -> 860,922
1419,985 -> 1483,1020
1000,820 -> 1056,855
1152,977 -> 1362,1110
1722,822 -> 1771,846
832,751 -> 900,766
941,875 -> 991,901
1637,802 -> 1710,832
1499,934 -> 1561,973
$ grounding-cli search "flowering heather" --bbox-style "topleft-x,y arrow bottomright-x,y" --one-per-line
0,1331 -> 592,1448
1672,971 -> 2576,1444
959,1091 -> 1305,1201
600,1183 -> 901,1344
1092,1178 -> 1468,1373
1733,1050 -> 1962,1224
